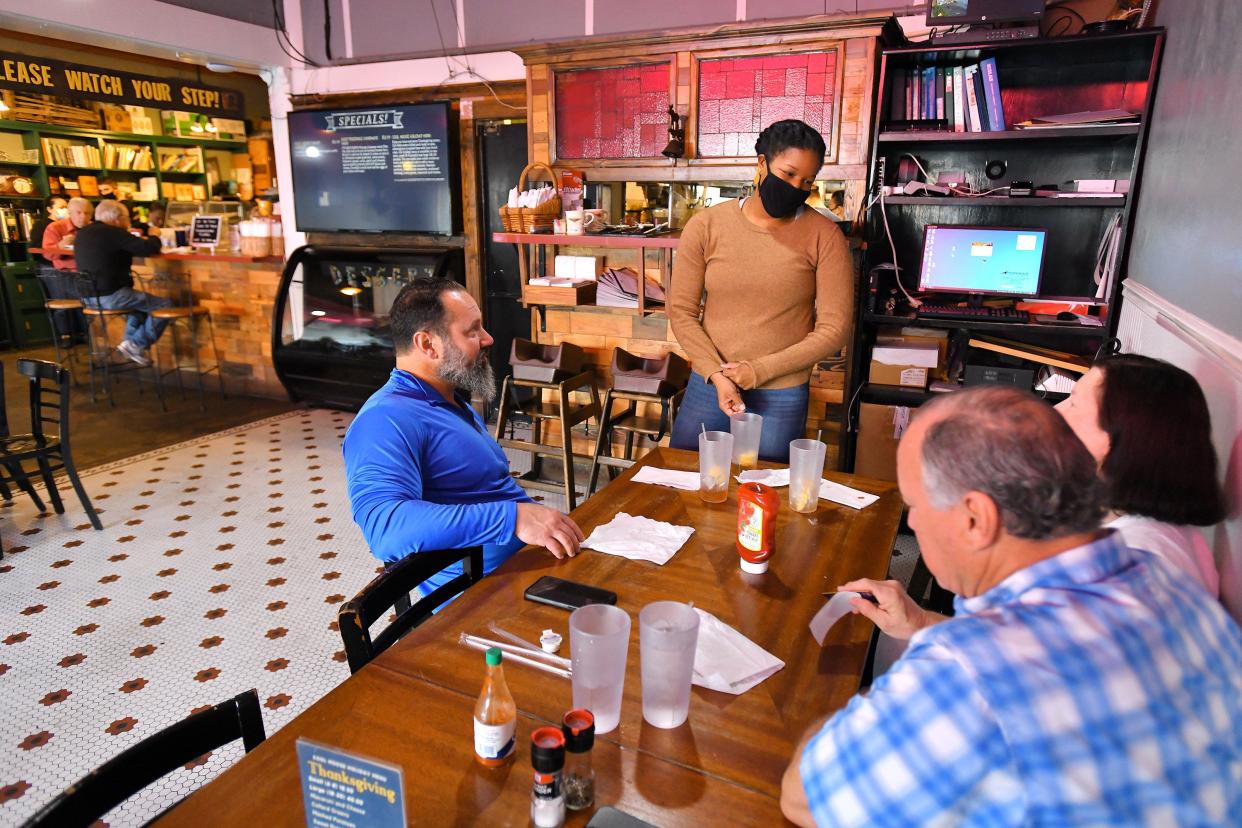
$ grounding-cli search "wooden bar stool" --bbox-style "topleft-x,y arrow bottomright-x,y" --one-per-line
72,272 -> 161,409
493,339 -> 601,511
588,348 -> 690,495
138,271 -> 226,409
35,270 -> 87,380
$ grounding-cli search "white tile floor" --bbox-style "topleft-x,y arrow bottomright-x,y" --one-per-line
0,409 -> 380,825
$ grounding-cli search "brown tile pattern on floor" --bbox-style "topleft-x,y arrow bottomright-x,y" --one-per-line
0,408 -> 379,825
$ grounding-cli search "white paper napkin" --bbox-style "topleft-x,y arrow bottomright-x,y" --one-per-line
817,480 -> 880,510
692,608 -> 784,694
736,468 -> 789,487
809,592 -> 863,645
736,469 -> 877,510
582,512 -> 695,565
632,466 -> 701,491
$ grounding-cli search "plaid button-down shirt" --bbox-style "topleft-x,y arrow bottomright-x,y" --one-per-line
801,532 -> 1242,826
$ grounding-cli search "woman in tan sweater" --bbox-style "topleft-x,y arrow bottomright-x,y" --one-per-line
668,119 -> 853,462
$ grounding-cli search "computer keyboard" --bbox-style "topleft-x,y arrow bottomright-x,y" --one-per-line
916,304 -> 1030,323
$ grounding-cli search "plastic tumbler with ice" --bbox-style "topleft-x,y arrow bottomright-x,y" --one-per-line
698,431 -> 733,503
788,438 -> 826,514
730,412 -> 763,470
639,601 -> 700,729
569,604 -> 631,735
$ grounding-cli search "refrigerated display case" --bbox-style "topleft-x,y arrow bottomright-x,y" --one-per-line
271,244 -> 465,409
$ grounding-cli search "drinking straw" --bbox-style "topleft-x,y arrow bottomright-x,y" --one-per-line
459,632 -> 572,677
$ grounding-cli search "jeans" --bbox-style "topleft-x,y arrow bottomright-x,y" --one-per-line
669,372 -> 810,463
84,288 -> 172,351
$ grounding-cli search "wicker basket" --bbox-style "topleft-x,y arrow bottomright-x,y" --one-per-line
498,162 -> 561,233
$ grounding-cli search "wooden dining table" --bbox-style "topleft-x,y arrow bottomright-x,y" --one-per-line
158,447 -> 902,826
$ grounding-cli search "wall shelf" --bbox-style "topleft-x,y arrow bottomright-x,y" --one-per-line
882,195 -> 1126,208
878,124 -> 1140,143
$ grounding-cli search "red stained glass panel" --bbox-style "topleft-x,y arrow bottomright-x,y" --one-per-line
696,51 -> 838,158
555,63 -> 671,159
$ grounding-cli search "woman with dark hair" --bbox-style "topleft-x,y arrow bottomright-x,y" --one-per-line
668,119 -> 853,461
1057,354 -> 1226,595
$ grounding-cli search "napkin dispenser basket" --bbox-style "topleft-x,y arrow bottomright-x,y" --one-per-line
509,338 -> 588,383
609,348 -> 689,396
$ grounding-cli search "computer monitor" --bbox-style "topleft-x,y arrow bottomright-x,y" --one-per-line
917,225 -> 1047,297
926,0 -> 1045,26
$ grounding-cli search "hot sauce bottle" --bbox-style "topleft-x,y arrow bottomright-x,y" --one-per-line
737,482 -> 779,574
474,647 -> 516,767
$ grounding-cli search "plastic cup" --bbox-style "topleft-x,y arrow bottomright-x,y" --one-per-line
569,604 -> 631,735
698,431 -> 733,503
730,413 -> 763,470
788,439 -> 827,513
639,602 -> 700,729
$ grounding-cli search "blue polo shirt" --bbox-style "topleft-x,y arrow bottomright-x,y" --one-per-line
343,369 -> 530,590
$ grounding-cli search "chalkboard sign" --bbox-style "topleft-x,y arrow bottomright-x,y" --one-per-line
190,215 -> 224,248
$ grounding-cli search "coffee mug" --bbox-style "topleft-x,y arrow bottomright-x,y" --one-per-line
565,210 -> 597,236
584,208 -> 607,231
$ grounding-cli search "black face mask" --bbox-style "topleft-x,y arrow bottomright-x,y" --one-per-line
757,168 -> 810,219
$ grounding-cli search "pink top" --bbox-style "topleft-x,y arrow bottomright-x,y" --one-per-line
1108,515 -> 1220,598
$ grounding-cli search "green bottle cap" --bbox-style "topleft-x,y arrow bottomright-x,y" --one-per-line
485,647 -> 502,666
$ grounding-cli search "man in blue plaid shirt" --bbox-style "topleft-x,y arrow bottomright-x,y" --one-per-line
781,386 -> 1242,826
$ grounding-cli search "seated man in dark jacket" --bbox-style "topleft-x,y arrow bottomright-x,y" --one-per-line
74,199 -> 168,366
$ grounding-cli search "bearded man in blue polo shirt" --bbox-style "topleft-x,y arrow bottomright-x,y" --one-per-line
343,278 -> 583,592
781,386 -> 1242,827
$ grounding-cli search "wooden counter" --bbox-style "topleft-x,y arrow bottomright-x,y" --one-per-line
142,252 -> 286,399
32,248 -> 289,399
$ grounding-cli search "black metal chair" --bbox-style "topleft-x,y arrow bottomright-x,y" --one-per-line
0,359 -> 101,530
22,689 -> 266,827
338,546 -> 484,673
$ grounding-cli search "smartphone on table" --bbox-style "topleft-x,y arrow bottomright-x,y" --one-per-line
524,576 -> 617,611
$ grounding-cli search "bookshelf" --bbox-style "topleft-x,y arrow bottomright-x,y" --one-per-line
841,28 -> 1164,472
0,118 -> 245,231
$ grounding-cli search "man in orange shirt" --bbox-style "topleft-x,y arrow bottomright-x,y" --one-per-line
41,197 -> 93,271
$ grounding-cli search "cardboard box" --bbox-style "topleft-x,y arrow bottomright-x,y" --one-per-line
102,107 -> 133,133
855,403 -> 911,481
870,341 -> 939,389
877,326 -> 949,380
560,169 -> 584,212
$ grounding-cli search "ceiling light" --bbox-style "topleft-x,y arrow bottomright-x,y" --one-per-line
189,122 -> 205,133
205,123 -> 218,133
339,286 -> 362,296
310,309 -> 326,317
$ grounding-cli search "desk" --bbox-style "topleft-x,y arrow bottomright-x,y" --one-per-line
158,448 -> 901,826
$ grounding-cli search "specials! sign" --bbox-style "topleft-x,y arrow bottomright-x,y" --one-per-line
0,53 -> 244,117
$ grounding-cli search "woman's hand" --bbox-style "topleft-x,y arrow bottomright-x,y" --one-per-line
710,372 -> 747,417
720,362 -> 758,390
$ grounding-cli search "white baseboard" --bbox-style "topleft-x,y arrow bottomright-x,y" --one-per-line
1117,281 -> 1242,623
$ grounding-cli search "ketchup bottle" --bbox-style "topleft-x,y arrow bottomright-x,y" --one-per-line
736,482 -> 779,574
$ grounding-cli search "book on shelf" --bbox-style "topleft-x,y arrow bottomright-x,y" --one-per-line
935,68 -> 946,120
1014,109 -> 1139,129
886,59 -> 1010,133
78,175 -> 99,197
41,137 -> 102,168
951,66 -> 966,133
972,65 -> 991,133
980,58 -> 1005,130
963,66 -> 983,132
